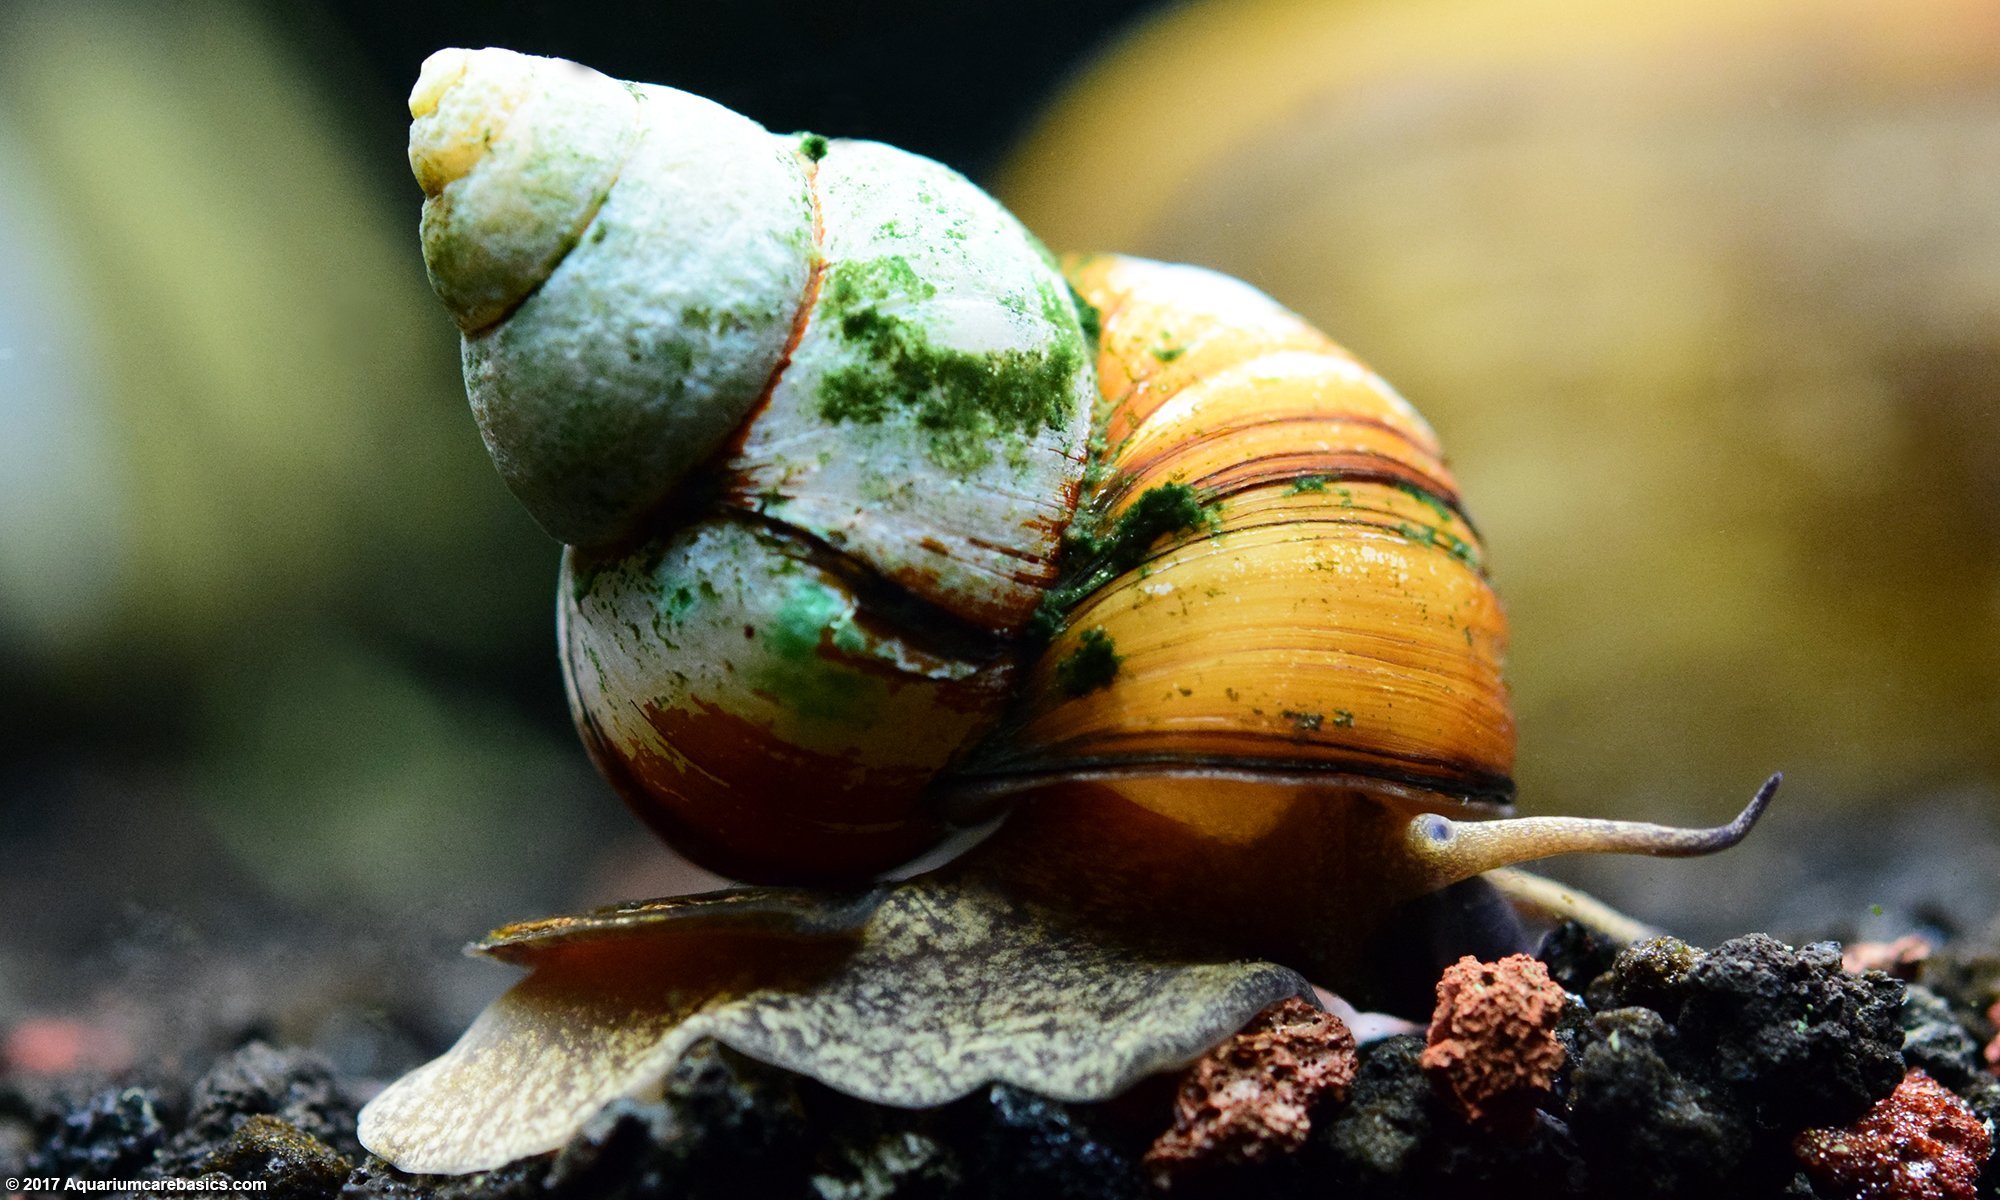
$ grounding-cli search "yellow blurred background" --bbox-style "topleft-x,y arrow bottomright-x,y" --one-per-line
1005,0 -> 2000,837
3,0 -> 1997,1017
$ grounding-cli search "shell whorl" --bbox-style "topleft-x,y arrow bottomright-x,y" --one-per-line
958,256 -> 1515,821
410,49 -> 1097,880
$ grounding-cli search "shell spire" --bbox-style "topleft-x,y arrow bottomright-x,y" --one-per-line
410,46 -> 819,548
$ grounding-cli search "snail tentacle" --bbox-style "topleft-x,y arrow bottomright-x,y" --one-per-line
1401,772 -> 1782,891
1480,867 -> 1665,944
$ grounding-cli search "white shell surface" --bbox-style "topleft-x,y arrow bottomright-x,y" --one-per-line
409,48 -> 639,333
729,140 -> 1094,632
455,74 -> 817,546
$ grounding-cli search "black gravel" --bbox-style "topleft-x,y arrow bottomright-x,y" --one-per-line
8,927 -> 2000,1199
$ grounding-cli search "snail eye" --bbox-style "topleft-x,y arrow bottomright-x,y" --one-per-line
1420,814 -> 1454,843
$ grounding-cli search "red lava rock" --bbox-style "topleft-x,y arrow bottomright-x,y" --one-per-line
3,1016 -> 134,1076
1144,996 -> 1357,1187
1419,953 -> 1567,1136
1794,1069 -> 1991,1200
1842,936 -> 1934,979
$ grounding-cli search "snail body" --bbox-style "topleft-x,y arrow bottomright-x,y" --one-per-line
365,47 -> 1781,1175
409,42 -> 1775,926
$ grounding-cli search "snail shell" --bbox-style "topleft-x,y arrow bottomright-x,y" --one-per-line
413,47 -> 1770,892
360,48 -> 1785,1177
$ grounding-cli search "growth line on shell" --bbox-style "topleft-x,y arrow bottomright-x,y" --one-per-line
728,151 -> 828,462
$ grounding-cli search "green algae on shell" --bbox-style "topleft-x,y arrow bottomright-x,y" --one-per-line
559,518 -> 1017,880
731,136 -> 1096,634
1054,627 -> 1122,695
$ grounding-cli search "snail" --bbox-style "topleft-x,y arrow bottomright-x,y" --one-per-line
359,47 -> 1780,1175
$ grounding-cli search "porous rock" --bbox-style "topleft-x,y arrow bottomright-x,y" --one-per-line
16,1043 -> 372,1193
811,1122 -> 959,1200
1567,1006 -> 1752,1198
1143,997 -> 1356,1187
1677,935 -> 1907,1128
181,1041 -> 360,1158
1537,919 -> 1622,997
961,1084 -> 1138,1200
1313,1035 -> 1430,1191
27,1083 -> 170,1179
553,1039 -> 811,1198
1584,935 -> 1699,1014
1793,1068 -> 1991,1200
19,927 -> 2000,1198
1589,934 -> 1908,1130
1898,985 -> 1985,1089
198,1113 -> 348,1200
1909,914 -> 2000,1030
1419,954 -> 1566,1136
1308,1031 -> 1586,1200
1842,936 -> 1933,980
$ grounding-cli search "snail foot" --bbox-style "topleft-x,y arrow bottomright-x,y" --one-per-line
357,873 -> 1310,1175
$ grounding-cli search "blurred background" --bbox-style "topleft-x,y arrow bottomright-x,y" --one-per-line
2,0 -> 1997,1066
